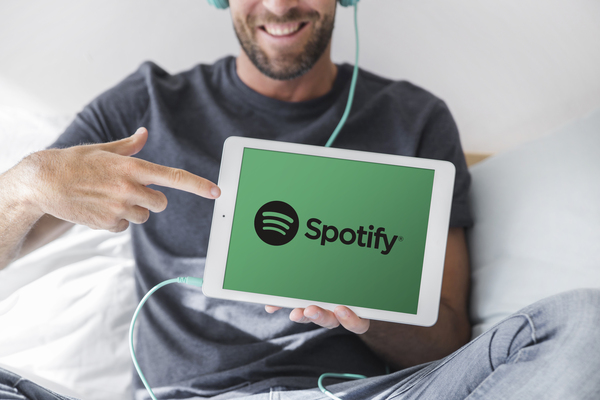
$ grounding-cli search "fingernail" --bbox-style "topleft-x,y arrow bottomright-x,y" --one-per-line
336,309 -> 348,319
211,186 -> 221,198
307,311 -> 319,320
133,127 -> 144,136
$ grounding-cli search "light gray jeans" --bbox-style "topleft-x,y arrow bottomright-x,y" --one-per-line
2,289 -> 599,400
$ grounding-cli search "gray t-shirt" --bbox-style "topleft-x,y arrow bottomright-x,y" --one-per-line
49,56 -> 472,399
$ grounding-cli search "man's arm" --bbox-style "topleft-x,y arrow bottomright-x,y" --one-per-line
358,227 -> 471,369
0,128 -> 221,271
0,167 -> 51,269
0,176 -> 74,269
17,215 -> 75,260
267,227 -> 471,369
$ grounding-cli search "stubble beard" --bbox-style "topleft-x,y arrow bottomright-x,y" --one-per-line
233,8 -> 335,81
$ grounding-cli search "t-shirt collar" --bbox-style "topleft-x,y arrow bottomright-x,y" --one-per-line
225,56 -> 351,118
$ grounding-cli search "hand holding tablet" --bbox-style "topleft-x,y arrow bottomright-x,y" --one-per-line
203,137 -> 455,326
268,304 -> 371,334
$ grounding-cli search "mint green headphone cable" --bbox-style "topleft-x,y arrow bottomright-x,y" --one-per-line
129,277 -> 204,400
130,4 -> 365,399
319,6 -> 369,395
318,373 -> 367,400
129,277 -> 366,400
325,3 -> 359,148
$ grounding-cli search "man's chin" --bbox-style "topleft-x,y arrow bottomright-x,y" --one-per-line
256,65 -> 310,81
253,54 -> 312,81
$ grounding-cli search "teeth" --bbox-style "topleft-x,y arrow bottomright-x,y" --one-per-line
264,23 -> 302,37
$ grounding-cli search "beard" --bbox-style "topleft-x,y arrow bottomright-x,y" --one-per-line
233,7 -> 335,81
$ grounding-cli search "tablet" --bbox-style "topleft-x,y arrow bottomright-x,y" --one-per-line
203,137 -> 455,326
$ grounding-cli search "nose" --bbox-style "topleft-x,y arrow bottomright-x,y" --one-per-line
261,0 -> 300,17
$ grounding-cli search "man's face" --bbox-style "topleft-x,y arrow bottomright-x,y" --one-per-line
230,0 -> 337,81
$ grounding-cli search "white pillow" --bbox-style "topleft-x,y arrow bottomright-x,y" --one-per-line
0,106 -> 73,173
468,108 -> 600,337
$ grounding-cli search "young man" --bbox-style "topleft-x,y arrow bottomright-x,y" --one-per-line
1,1 -> 598,399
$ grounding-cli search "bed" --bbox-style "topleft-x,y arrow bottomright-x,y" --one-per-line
1,105 -> 599,399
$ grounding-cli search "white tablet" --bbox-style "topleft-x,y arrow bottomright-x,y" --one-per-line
203,137 -> 455,326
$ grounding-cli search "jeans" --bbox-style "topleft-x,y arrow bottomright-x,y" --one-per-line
2,289 -> 599,400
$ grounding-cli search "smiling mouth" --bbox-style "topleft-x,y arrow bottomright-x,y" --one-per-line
259,22 -> 308,37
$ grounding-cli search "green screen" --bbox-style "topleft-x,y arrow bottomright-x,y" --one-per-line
223,148 -> 434,314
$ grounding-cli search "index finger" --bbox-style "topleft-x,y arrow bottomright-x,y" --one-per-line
135,159 -> 221,199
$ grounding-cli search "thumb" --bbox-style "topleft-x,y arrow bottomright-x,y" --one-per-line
102,127 -> 148,157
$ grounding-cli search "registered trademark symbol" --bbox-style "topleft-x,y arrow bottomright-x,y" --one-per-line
398,236 -> 404,242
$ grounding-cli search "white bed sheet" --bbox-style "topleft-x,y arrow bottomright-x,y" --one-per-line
0,225 -> 136,400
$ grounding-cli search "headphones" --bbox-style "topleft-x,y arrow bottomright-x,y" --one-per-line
207,0 -> 359,10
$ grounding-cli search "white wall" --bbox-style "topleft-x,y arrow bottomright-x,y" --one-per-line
1,0 -> 599,153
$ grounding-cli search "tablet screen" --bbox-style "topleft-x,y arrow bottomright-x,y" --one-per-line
222,148 -> 435,315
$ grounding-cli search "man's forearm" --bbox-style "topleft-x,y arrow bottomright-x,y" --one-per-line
0,167 -> 44,270
285,228 -> 472,367
359,300 -> 471,370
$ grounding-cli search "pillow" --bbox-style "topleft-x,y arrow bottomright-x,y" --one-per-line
467,108 -> 600,337
0,106 -> 73,174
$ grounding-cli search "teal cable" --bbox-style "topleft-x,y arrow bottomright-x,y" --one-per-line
131,5 -> 362,400
129,276 -> 204,400
320,5 -> 365,394
325,3 -> 360,148
130,276 -> 371,400
318,373 -> 367,400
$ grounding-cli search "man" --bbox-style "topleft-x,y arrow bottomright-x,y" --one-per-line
1,1 -> 598,399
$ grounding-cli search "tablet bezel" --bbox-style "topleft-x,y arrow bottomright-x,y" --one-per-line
203,136 -> 455,326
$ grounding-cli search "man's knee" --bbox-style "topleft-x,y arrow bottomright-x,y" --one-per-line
524,288 -> 600,343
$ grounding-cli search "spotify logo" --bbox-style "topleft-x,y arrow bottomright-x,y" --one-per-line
254,201 -> 403,254
254,201 -> 299,246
